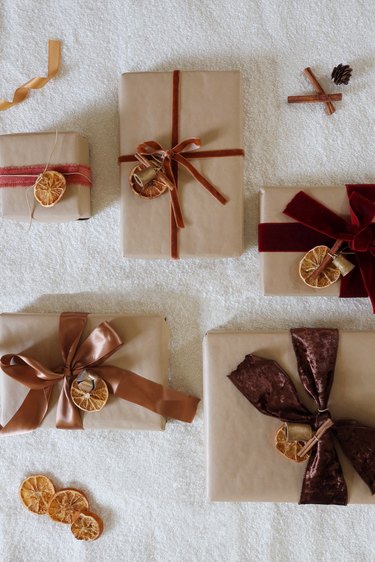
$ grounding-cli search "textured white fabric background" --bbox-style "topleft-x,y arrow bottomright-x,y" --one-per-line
0,1 -> 375,561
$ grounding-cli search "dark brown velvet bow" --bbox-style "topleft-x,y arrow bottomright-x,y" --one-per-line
0,312 -> 199,434
228,328 -> 375,505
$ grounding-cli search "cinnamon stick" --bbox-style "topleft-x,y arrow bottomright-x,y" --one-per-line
303,67 -> 335,115
288,93 -> 342,104
307,240 -> 342,282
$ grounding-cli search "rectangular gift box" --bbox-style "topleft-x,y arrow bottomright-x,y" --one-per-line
204,329 -> 375,503
0,313 -> 168,430
0,132 -> 91,222
259,186 -> 367,296
119,71 -> 244,258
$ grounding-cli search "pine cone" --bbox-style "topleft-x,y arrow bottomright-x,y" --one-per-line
331,64 -> 352,85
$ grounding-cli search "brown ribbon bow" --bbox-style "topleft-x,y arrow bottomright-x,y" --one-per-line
0,312 -> 199,434
228,328 -> 375,505
135,138 -> 229,230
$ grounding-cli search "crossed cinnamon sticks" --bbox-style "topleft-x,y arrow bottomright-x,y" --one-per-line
288,67 -> 342,115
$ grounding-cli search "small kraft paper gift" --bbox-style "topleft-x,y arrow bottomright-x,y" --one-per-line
258,185 -> 375,312
119,70 -> 244,259
0,313 -> 199,433
0,132 -> 92,222
204,328 -> 375,504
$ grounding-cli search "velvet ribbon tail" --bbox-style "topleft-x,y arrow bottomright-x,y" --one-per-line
334,420 -> 375,494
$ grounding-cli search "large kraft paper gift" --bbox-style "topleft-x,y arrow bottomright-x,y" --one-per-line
204,329 -> 375,504
0,132 -> 91,222
259,185 -> 375,312
0,313 -> 198,432
119,71 -> 244,258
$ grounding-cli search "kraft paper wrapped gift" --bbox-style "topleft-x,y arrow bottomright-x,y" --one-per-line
0,313 -> 168,431
0,132 -> 91,222
203,329 -> 375,503
259,186 -> 375,302
119,71 -> 244,258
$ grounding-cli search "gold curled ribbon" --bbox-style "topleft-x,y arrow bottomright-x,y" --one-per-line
0,40 -> 61,111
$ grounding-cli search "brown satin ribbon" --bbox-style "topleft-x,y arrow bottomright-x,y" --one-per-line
119,70 -> 244,258
0,312 -> 199,434
0,40 -> 61,111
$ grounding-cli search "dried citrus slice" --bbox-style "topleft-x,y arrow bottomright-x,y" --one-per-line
129,164 -> 167,199
70,374 -> 109,412
275,424 -> 310,463
19,475 -> 55,515
299,245 -> 341,288
48,489 -> 89,524
70,511 -> 103,541
34,170 -> 66,207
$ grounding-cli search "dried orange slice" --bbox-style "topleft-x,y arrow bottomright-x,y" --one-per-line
129,164 -> 167,199
48,489 -> 89,524
275,424 -> 310,463
70,374 -> 109,412
70,510 -> 103,541
299,245 -> 341,288
34,170 -> 66,207
19,475 -> 55,515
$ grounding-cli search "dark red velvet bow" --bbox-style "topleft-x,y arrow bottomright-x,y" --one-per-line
228,328 -> 375,505
283,185 -> 375,312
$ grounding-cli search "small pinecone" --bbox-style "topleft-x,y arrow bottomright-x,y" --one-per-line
331,64 -> 352,85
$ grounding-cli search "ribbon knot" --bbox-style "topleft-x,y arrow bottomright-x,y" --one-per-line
228,328 -> 375,505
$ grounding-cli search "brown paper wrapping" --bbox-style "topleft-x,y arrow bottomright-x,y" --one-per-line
259,187 -> 353,296
119,71 -> 244,258
204,330 -> 375,503
0,132 -> 91,222
0,314 -> 168,430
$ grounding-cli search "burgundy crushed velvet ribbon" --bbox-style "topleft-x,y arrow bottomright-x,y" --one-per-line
0,312 -> 199,434
119,70 -> 244,259
258,185 -> 375,312
228,328 -> 375,505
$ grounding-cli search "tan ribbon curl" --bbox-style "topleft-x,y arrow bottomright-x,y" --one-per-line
0,312 -> 199,434
0,40 -> 61,111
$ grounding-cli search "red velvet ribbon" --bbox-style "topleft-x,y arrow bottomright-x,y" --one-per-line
118,70 -> 244,259
258,185 -> 375,311
0,313 -> 199,434
228,328 -> 375,505
0,164 -> 92,188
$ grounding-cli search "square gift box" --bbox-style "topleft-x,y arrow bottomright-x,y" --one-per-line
203,329 -> 375,503
258,186 -> 375,303
0,313 -> 168,431
119,70 -> 244,258
0,132 -> 91,222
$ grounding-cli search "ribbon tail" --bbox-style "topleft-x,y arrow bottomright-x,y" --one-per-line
174,154 -> 228,205
334,420 -> 375,494
163,159 -> 184,229
356,253 -> 375,313
93,366 -> 199,423
0,40 -> 61,111
300,431 -> 347,505
55,377 -> 83,430
0,387 -> 52,435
